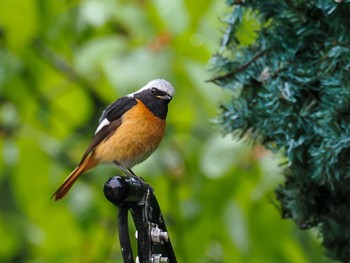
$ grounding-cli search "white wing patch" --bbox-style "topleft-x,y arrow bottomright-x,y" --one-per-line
95,118 -> 110,135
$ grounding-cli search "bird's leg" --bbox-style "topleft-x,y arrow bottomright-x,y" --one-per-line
127,168 -> 136,176
113,161 -> 135,177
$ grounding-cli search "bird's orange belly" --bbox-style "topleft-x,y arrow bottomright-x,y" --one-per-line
94,101 -> 166,168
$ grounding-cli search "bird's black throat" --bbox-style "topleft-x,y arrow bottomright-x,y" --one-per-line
134,90 -> 170,120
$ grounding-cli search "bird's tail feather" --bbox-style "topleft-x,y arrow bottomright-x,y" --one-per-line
52,155 -> 97,201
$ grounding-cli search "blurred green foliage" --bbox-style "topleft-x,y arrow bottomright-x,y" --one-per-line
0,0 -> 330,262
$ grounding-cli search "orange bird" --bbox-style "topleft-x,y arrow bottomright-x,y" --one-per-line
52,79 -> 175,200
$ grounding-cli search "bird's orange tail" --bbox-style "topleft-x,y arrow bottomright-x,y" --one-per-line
52,155 -> 98,201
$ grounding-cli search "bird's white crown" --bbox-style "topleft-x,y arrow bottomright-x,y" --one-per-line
131,79 -> 175,98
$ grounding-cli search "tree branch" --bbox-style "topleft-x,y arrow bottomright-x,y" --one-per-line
206,50 -> 269,83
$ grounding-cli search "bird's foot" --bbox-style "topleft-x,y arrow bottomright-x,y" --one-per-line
113,161 -> 137,178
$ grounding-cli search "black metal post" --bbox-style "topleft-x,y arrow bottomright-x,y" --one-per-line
104,175 -> 177,263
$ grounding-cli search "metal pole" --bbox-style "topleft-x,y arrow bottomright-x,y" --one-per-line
104,175 -> 177,263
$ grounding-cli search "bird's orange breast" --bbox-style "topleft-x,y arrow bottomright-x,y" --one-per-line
94,99 -> 166,168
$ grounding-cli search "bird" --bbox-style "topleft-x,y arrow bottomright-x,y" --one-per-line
52,79 -> 175,201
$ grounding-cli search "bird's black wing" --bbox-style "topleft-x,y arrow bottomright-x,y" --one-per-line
80,96 -> 137,162
99,96 -> 137,122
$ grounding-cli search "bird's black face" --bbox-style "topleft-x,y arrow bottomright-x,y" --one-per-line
134,88 -> 172,119
150,87 -> 172,101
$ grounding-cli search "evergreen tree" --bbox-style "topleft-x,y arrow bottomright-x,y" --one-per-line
210,1 -> 350,261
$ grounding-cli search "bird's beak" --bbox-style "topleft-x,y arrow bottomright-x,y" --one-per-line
157,94 -> 172,100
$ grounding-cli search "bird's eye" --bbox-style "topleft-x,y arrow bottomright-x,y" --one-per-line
151,88 -> 157,95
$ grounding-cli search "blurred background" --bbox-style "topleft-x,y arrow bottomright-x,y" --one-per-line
0,0 -> 330,262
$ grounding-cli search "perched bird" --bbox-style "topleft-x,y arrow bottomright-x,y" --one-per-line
52,79 -> 175,201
